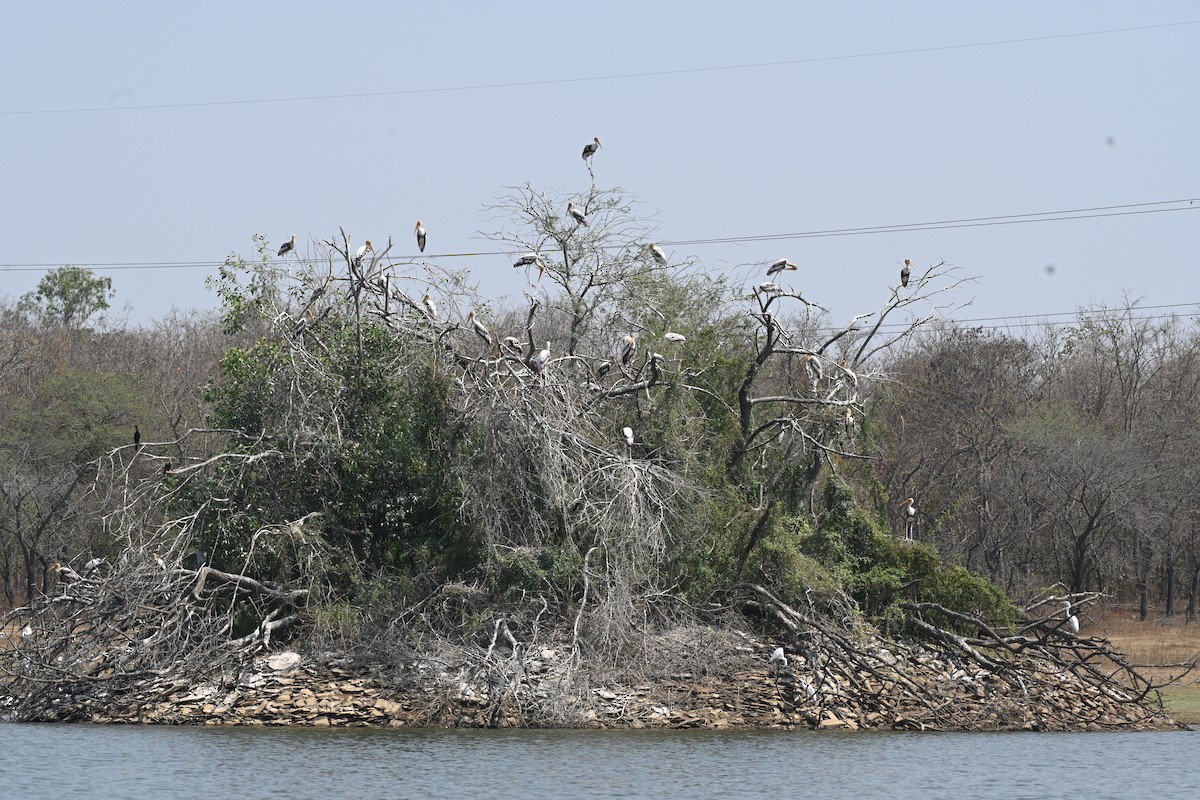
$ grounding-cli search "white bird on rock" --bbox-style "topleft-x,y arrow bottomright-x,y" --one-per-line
769,647 -> 788,669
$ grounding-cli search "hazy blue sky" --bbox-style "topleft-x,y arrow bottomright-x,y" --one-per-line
2,2 -> 1197,331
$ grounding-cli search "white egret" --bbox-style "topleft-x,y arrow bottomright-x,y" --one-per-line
769,647 -> 788,669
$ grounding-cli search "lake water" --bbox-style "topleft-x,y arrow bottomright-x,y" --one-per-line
0,724 -> 1196,799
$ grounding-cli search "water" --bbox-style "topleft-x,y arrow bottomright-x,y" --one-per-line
0,725 -> 1196,799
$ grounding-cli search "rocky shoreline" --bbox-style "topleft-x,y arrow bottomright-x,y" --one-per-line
6,630 -> 1184,732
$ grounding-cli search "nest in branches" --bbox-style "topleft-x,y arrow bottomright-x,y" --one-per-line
734,583 -> 1190,731
0,555 -> 306,722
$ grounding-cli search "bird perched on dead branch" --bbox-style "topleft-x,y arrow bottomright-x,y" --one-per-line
277,234 -> 296,257
532,342 -> 551,375
901,258 -> 912,288
581,136 -> 602,162
648,243 -> 668,266
420,292 -> 438,320
47,562 -> 82,582
899,497 -> 916,541
767,258 -> 798,277
618,333 -> 637,367
414,220 -> 427,253
567,201 -> 588,227
466,311 -> 493,346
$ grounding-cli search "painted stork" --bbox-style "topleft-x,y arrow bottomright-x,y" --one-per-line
513,252 -> 541,269
292,307 -> 314,339
83,557 -> 105,574
48,562 -> 82,582
414,220 -> 427,253
769,647 -> 788,669
581,136 -> 602,161
844,407 -> 855,435
899,497 -> 917,541
664,332 -> 686,344
354,240 -> 375,263
901,258 -> 912,288
420,292 -> 438,320
277,234 -> 296,257
766,258 -> 798,277
621,426 -> 634,447
466,311 -> 493,346
648,243 -> 668,266
533,342 -> 551,375
567,201 -> 589,227
756,282 -> 781,295
618,333 -> 637,367
501,336 -> 523,354
595,360 -> 612,380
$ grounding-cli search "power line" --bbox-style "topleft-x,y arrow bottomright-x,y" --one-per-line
1,197 -> 1195,273
4,20 -> 1198,117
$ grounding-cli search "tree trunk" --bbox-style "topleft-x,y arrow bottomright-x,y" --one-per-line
1164,560 -> 1176,617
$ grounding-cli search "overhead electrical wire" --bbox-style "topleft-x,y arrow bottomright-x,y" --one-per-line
1,197 -> 1196,273
3,20 -> 1197,117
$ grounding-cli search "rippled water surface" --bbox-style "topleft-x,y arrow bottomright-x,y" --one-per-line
0,724 -> 1197,799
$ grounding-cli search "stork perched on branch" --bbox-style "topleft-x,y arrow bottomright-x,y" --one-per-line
901,258 -> 912,288
414,220 -> 427,253
277,234 -> 296,257
899,497 -> 917,541
466,311 -> 493,346
767,258 -> 798,277
581,136 -> 602,162
567,201 -> 588,227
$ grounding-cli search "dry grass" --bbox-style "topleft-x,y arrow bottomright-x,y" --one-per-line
1087,606 -> 1200,724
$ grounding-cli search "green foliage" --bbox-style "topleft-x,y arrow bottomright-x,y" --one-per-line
800,476 -> 1018,628
19,266 -> 113,329
205,235 -> 280,335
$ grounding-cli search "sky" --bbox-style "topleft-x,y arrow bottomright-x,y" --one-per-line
2,2 -> 1197,334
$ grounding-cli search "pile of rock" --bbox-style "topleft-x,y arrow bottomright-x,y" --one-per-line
6,631 -> 1183,731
